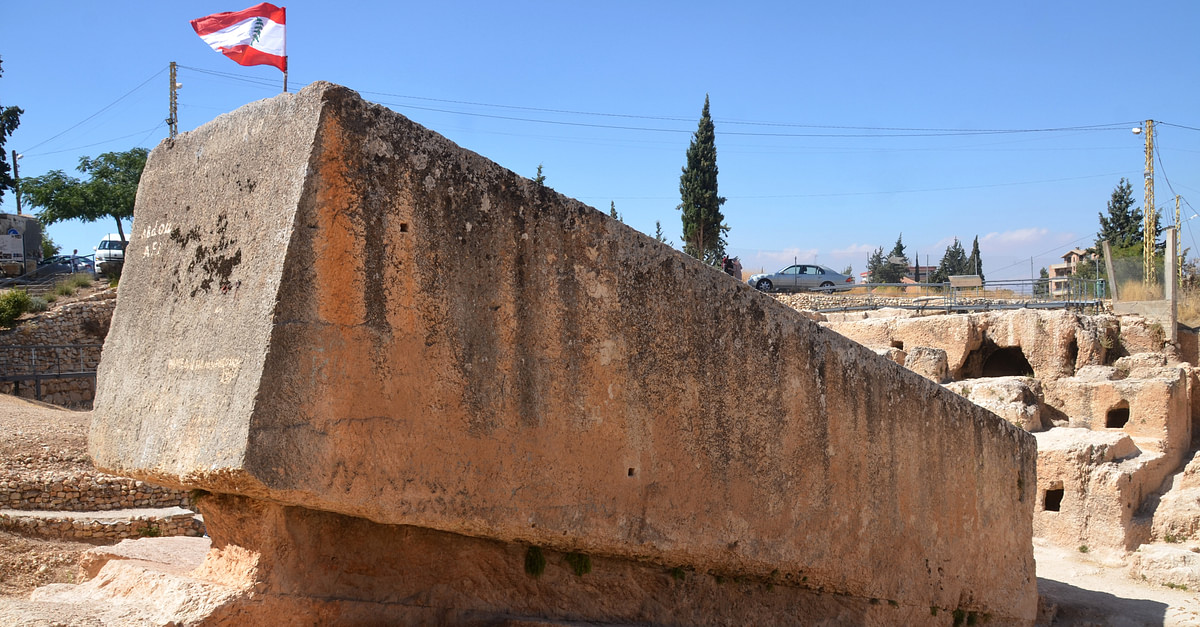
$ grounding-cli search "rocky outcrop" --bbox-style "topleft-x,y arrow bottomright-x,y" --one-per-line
87,83 -> 1038,624
824,309 -> 1115,382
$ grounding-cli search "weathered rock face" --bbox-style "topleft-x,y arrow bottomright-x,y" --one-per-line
1032,428 -> 1157,553
950,377 -> 1046,432
91,82 -> 1037,623
824,309 -> 1113,382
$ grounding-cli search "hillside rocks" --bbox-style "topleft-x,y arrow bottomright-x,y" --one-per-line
84,82 -> 1039,624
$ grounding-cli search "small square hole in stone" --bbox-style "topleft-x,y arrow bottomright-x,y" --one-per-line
1044,488 -> 1064,512
627,468 -> 635,477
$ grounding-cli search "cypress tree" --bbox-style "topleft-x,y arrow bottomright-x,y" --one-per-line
966,235 -> 984,280
678,95 -> 727,264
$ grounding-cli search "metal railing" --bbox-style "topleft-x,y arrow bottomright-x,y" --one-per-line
809,277 -> 1106,314
0,344 -> 102,401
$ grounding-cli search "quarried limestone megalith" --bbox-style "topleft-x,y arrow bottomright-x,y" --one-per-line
92,83 -> 1037,625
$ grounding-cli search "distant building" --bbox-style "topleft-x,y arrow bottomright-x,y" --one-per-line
1048,248 -> 1095,296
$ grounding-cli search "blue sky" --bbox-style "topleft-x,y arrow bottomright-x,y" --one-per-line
3,1 -> 1199,279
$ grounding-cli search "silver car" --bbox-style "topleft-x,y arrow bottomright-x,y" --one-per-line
747,264 -> 854,294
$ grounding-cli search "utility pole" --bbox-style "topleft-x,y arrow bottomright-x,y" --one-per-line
168,61 -> 179,139
11,150 -> 21,215
1139,120 -> 1156,286
1177,195 -> 1183,288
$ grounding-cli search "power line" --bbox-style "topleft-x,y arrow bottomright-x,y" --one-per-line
578,171 -> 1134,202
22,126 -> 165,158
19,67 -> 165,154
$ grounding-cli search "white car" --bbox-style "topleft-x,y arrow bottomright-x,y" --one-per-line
94,234 -> 127,272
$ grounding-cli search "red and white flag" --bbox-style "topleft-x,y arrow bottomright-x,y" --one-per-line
190,3 -> 287,72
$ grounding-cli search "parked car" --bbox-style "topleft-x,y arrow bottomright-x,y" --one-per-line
747,264 -> 855,294
94,234 -> 127,273
35,254 -> 95,278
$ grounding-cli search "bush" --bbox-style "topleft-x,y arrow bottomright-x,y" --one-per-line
27,297 -> 49,313
0,289 -> 32,326
54,282 -> 76,297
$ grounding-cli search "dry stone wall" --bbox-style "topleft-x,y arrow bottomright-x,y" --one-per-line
0,509 -> 203,541
0,292 -> 114,406
1,471 -> 190,511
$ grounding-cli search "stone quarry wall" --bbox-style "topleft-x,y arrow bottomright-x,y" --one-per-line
0,292 -> 114,406
820,306 -> 1197,557
90,83 -> 1038,623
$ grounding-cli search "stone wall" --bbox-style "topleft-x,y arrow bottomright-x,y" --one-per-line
90,83 -> 1038,624
1,471 -> 190,511
0,510 -> 203,542
0,292 -> 115,406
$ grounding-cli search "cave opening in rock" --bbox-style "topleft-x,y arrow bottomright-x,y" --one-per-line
1044,487 -> 1064,512
1106,403 -> 1130,429
980,346 -> 1034,378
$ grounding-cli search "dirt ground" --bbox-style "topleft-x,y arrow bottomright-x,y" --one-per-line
0,395 -> 99,597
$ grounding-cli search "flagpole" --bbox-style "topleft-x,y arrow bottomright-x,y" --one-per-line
283,69 -> 288,93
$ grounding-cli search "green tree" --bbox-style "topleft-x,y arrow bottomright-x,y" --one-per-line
1034,267 -> 1050,296
654,220 -> 668,244
866,246 -> 886,283
0,56 -> 24,203
41,231 -> 60,259
966,235 -> 984,280
534,163 -> 545,186
873,234 -> 908,283
930,238 -> 969,283
841,264 -> 853,276
608,201 -> 621,222
22,148 -> 148,245
1097,178 -> 1143,250
678,95 -> 727,264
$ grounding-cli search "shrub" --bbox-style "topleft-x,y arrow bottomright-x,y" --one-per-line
0,289 -> 32,326
27,297 -> 49,313
524,546 -> 546,578
564,552 -> 591,576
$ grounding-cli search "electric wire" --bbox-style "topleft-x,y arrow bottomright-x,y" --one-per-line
25,126 -> 166,158
18,68 -> 166,154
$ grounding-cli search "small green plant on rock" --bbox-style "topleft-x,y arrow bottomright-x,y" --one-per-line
138,525 -> 162,538
564,552 -> 591,576
1078,545 -> 1089,554
1165,582 -> 1188,591
668,566 -> 686,581
524,546 -> 546,578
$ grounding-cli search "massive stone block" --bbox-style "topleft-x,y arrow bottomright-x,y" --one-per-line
92,83 -> 1037,623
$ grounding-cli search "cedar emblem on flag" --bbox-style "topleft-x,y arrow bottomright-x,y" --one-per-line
191,3 -> 287,72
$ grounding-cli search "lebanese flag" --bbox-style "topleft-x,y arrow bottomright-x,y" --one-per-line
191,3 -> 287,72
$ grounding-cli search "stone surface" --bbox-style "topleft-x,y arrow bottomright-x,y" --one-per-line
825,309 -> 1108,382
949,376 -> 1046,432
90,82 -> 1038,623
1033,428 -> 1166,553
77,536 -> 211,580
1128,544 -> 1200,589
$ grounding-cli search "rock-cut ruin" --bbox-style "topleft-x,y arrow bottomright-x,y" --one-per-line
87,82 -> 1038,624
